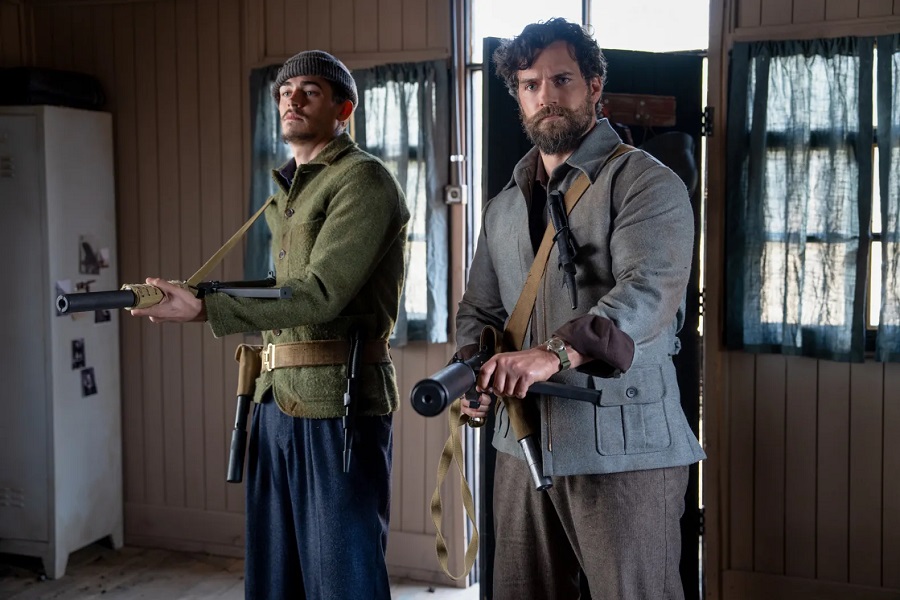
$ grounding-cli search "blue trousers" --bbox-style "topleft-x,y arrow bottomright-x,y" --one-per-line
244,394 -> 393,600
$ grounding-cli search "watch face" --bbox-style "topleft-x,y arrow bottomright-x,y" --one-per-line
548,337 -> 565,352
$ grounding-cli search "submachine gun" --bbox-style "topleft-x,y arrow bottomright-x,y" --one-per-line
410,326 -> 603,581
411,326 -> 602,491
56,276 -> 290,316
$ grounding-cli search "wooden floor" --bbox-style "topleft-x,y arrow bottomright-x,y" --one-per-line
0,543 -> 478,599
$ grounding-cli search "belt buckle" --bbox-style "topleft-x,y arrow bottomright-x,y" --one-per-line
262,343 -> 276,372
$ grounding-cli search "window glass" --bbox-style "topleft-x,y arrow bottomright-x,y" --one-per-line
589,0 -> 709,52
470,2 -> 582,63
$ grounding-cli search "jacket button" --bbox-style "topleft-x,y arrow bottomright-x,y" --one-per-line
625,387 -> 638,398
278,249 -> 286,259
273,329 -> 281,336
285,208 -> 294,218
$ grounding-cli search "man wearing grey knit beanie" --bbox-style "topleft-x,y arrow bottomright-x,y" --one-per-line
131,48 -> 408,600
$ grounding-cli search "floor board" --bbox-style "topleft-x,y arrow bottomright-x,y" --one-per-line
0,544 -> 477,599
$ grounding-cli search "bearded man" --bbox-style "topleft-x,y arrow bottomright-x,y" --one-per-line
455,18 -> 705,600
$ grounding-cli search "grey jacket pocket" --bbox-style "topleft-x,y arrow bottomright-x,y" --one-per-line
592,365 -> 672,456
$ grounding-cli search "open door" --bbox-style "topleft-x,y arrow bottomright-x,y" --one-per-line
479,37 -> 705,599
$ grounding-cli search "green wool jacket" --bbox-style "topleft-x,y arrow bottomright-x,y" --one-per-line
205,133 -> 410,418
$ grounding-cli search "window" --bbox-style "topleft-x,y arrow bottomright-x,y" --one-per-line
354,61 -> 451,344
724,38 -> 880,361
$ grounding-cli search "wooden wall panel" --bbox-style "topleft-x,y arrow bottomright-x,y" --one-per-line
134,0 -> 166,508
738,0 -> 763,28
154,0 -> 187,510
197,0 -> 227,514
859,0 -> 895,16
283,0 -> 307,53
402,0 -> 427,52
399,343 -> 428,533
848,363 -> 884,587
265,0 -> 285,58
826,0 -> 860,19
219,0 -> 247,515
761,0 -> 794,24
753,355 -> 786,574
728,352 -> 756,571
354,0 -> 379,52
174,0 -> 207,513
793,0 -> 827,21
306,0 -> 330,54
378,0 -> 404,52
884,364 -> 900,590
815,361 -> 850,583
331,0 -> 354,53
783,357 -> 817,579
112,3 -> 145,507
0,4 -> 27,67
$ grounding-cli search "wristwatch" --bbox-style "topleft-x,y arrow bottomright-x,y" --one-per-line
545,337 -> 571,371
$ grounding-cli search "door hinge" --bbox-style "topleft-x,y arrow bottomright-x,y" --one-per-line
698,506 -> 706,536
698,287 -> 706,317
701,106 -> 714,137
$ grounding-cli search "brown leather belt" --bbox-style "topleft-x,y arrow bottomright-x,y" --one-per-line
261,339 -> 391,371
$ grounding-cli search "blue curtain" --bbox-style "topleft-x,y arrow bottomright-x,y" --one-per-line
876,35 -> 900,361
354,60 -> 450,345
246,65 -> 290,281
725,38 -> 874,361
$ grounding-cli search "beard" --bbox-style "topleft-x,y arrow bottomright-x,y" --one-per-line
281,119 -> 315,144
282,130 -> 314,144
521,94 -> 597,155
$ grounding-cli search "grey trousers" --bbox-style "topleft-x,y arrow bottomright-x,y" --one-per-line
492,451 -> 688,600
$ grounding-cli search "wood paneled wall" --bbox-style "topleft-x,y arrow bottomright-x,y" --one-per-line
0,2 -> 28,66
245,0 -> 451,67
705,0 -> 900,598
736,0 -> 898,29
1,0 -> 463,586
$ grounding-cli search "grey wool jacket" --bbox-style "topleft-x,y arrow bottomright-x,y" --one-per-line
457,119 -> 706,476
205,133 -> 410,418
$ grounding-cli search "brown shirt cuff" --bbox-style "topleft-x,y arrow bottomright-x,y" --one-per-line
554,314 -> 635,377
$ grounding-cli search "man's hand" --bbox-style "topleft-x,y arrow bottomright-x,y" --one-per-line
130,277 -> 207,323
459,390 -> 494,421
476,347 -> 560,399
458,341 -> 589,420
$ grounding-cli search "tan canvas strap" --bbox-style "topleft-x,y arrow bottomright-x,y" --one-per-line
261,339 -> 391,371
505,144 -> 634,349
186,196 -> 275,288
431,397 -> 479,580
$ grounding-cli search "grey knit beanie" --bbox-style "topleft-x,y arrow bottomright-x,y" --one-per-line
271,50 -> 358,108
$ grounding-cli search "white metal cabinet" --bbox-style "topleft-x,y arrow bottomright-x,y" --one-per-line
0,106 -> 123,578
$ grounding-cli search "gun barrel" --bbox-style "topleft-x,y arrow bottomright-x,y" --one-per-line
410,361 -> 478,417
57,289 -> 138,315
